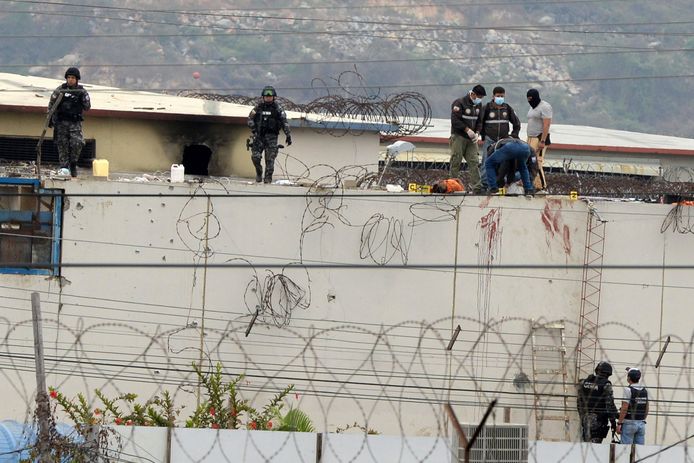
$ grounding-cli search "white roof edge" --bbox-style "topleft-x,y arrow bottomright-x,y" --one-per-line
0,72 -> 383,131
403,118 -> 694,151
0,72 -> 253,119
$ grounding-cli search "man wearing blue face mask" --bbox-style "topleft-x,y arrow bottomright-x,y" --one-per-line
449,84 -> 486,192
476,86 -> 521,189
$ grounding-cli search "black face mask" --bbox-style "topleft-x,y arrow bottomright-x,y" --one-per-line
527,90 -> 541,108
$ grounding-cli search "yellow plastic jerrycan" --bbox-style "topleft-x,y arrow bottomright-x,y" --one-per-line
92,159 -> 109,177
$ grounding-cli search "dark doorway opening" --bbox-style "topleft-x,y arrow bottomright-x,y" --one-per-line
182,144 -> 212,176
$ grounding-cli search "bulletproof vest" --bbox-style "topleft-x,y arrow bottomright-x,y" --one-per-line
450,96 -> 480,136
256,102 -> 280,134
625,386 -> 648,420
579,374 -> 611,414
482,103 -> 512,141
56,84 -> 85,121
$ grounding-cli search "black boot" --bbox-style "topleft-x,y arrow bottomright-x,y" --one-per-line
69,162 -> 78,178
254,164 -> 263,183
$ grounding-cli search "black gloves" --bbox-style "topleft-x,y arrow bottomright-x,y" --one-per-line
285,134 -> 292,146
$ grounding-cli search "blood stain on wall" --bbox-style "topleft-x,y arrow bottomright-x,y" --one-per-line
541,199 -> 571,255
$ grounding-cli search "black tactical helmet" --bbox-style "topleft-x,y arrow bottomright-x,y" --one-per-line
65,67 -> 81,80
626,367 -> 641,382
595,361 -> 613,377
261,85 -> 277,97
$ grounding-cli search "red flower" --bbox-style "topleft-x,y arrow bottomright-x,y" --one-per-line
211,423 -> 220,429
231,410 -> 237,417
209,406 -> 215,416
94,408 -> 101,416
126,420 -> 133,426
249,421 -> 257,430
49,390 -> 58,399
266,421 -> 273,430
115,417 -> 123,425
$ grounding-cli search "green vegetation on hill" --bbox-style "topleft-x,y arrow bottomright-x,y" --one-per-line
0,0 -> 691,137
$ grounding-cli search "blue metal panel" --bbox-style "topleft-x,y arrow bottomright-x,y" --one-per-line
0,177 -> 39,186
0,211 -> 53,223
0,181 -> 62,276
0,267 -> 48,275
48,189 -> 63,276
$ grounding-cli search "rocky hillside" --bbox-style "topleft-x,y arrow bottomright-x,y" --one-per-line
1,0 -> 692,137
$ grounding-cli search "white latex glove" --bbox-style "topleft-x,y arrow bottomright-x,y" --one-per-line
465,128 -> 475,139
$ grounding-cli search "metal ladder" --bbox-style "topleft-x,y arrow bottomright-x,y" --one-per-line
530,321 -> 570,441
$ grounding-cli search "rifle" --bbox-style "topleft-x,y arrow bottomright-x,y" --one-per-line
36,92 -> 64,179
246,134 -> 263,152
611,428 -> 621,444
246,134 -> 284,151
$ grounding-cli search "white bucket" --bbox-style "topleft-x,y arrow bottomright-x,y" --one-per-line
171,164 -> 185,183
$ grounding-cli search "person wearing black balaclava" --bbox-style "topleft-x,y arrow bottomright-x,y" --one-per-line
526,88 -> 552,191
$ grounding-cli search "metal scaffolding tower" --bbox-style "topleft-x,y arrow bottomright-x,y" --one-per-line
575,201 -> 607,381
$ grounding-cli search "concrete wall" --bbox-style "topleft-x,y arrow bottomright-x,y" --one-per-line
529,441 -> 687,463
0,179 -> 691,446
112,427 -> 453,463
109,427 -> 688,463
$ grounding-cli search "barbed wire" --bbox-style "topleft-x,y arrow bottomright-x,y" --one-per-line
661,167 -> 694,184
172,181 -> 312,328
661,203 -> 694,234
179,69 -> 432,138
240,259 -> 312,329
1,156 -> 693,203
2,315 -> 693,462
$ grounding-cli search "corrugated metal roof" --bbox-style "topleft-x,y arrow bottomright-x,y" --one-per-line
0,72 -> 252,121
0,72 -> 391,132
400,118 -> 694,155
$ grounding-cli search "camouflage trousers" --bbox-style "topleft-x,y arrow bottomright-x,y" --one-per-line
580,413 -> 610,443
250,133 -> 279,181
54,120 -> 85,167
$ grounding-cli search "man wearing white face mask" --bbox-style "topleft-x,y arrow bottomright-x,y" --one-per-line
477,86 -> 520,190
449,84 -> 486,192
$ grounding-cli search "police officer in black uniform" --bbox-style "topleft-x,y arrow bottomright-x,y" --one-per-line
449,84 -> 486,191
49,67 -> 91,177
577,361 -> 619,443
476,86 -> 521,189
247,86 -> 292,183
